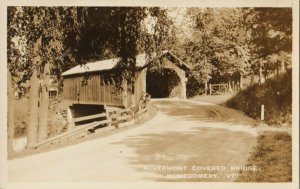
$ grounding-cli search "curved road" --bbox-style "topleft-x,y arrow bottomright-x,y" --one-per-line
8,99 -> 258,182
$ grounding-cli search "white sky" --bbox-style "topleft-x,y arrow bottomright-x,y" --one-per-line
167,8 -> 194,39
142,7 -> 194,38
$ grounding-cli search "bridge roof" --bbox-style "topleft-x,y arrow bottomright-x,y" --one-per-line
62,51 -> 190,77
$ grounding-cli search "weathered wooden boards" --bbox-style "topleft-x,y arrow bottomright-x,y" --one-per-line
63,74 -> 124,107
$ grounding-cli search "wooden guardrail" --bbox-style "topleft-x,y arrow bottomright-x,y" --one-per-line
73,113 -> 107,123
34,119 -> 111,148
108,92 -> 151,128
34,92 -> 151,148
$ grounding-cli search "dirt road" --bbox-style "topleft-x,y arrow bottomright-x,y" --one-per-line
8,99 -> 258,182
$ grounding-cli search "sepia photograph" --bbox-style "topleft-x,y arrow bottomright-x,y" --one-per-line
2,1 -> 299,189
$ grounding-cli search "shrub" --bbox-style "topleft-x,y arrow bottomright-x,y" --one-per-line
225,70 -> 292,127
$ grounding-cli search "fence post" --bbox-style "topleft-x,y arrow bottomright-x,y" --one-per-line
105,112 -> 111,127
261,104 -> 265,121
209,84 -> 212,95
115,111 -> 121,128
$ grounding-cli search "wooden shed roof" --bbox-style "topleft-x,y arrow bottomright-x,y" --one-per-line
62,50 -> 190,77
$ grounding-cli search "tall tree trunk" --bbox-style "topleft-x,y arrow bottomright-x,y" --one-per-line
250,73 -> 254,86
27,68 -> 39,148
7,71 -> 14,153
281,60 -> 285,73
264,71 -> 267,82
259,62 -> 263,84
27,37 -> 41,148
38,63 -> 50,142
276,61 -> 279,79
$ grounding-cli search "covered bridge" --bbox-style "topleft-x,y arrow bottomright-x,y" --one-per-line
62,51 -> 190,112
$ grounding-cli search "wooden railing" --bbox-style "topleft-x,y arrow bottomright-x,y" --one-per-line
73,112 -> 109,126
209,84 -> 229,95
33,92 -> 151,148
208,82 -> 240,95
33,119 -> 110,148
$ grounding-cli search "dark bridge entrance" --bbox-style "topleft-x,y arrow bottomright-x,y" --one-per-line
146,69 -> 182,98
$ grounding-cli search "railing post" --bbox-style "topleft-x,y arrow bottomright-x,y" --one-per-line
122,78 -> 128,108
105,111 -> 111,127
115,111 -> 120,128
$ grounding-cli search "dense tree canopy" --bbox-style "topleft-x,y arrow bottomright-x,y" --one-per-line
165,7 -> 292,96
67,7 -> 171,80
8,7 -> 292,91
8,7 -> 172,87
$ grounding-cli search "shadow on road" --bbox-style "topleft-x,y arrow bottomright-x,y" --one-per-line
111,100 -> 257,182
112,127 -> 256,182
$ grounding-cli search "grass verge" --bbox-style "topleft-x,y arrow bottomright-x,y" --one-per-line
237,131 -> 292,182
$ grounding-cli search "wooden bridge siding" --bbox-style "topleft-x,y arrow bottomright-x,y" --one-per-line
63,74 -> 123,107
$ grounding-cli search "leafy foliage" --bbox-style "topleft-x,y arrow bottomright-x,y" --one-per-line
8,7 -> 72,87
8,7 -> 172,88
226,69 -> 292,127
252,8 -> 292,57
8,7 -> 292,92
167,8 -> 292,97
63,7 -> 172,81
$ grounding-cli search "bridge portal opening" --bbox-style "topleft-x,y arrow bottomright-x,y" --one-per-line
146,68 -> 182,98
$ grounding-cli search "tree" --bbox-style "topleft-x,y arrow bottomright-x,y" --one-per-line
64,7 -> 172,80
252,8 -> 292,57
7,7 -> 78,147
7,7 -> 172,147
168,8 -> 292,96
27,61 -> 39,147
252,8 -> 292,77
38,62 -> 50,142
174,8 -> 257,95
